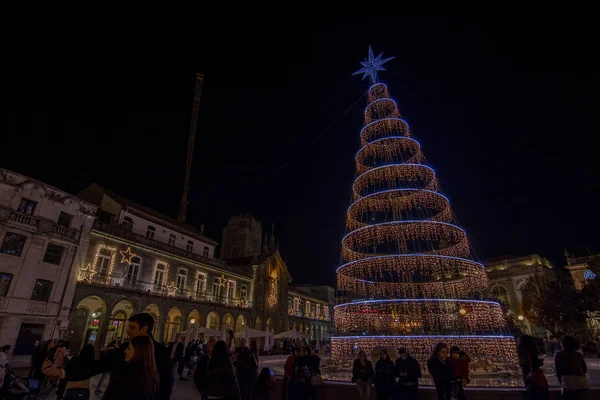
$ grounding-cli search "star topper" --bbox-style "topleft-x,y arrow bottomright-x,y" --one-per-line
78,263 -> 96,284
120,247 -> 136,265
353,46 -> 395,85
166,281 -> 178,297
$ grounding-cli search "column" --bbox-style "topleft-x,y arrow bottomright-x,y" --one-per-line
96,316 -> 110,352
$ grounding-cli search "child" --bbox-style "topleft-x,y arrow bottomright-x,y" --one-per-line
449,346 -> 471,400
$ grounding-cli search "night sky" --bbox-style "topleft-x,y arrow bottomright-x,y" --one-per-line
2,16 -> 598,285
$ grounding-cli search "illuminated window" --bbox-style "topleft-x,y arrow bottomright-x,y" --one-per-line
0,232 -> 27,257
154,263 -> 166,286
96,248 -> 112,274
126,257 -> 141,284
17,198 -> 37,215
212,278 -> 221,297
196,272 -> 207,296
240,284 -> 247,300
176,268 -> 187,291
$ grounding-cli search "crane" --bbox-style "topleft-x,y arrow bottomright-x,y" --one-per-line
178,73 -> 204,222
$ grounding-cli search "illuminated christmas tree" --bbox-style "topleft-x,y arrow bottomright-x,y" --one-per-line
332,47 -> 517,370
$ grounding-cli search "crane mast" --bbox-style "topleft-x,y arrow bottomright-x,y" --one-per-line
178,73 -> 204,222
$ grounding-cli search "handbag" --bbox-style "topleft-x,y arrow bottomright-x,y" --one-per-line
311,374 -> 324,387
562,375 -> 590,390
526,356 -> 548,389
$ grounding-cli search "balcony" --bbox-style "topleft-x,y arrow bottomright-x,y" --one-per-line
288,309 -> 331,322
93,221 -> 246,275
26,300 -> 48,314
79,272 -> 252,310
0,208 -> 81,242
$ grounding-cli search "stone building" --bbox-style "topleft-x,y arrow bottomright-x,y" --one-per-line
484,254 -> 553,334
69,185 -> 254,353
0,169 -> 97,365
564,250 -> 599,290
220,214 -> 263,260
67,191 -> 332,353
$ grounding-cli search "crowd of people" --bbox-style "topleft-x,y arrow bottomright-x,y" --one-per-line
0,314 -> 595,400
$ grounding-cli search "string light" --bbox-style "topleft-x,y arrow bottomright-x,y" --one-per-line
152,260 -> 169,288
333,71 -> 517,373
92,244 -> 117,278
268,269 -> 278,308
119,247 -> 136,265
166,282 -> 178,297
218,274 -> 227,287
77,263 -> 96,283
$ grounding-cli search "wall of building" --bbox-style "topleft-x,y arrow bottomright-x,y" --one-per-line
0,170 -> 96,365
221,215 -> 262,260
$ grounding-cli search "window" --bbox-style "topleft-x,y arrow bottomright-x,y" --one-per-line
306,301 -> 311,315
0,232 -> 27,257
294,297 -> 300,312
490,285 -> 510,306
17,198 -> 37,215
227,281 -> 236,299
212,278 -> 221,297
168,234 -> 176,246
146,225 -> 156,238
122,216 -> 133,225
316,304 -> 320,318
176,268 -> 187,292
0,273 -> 13,297
31,279 -> 53,302
96,248 -> 113,274
57,212 -> 73,228
43,243 -> 64,265
98,210 -> 115,224
203,246 -> 209,257
288,296 -> 292,312
187,240 -> 194,252
196,273 -> 207,296
154,263 -> 166,286
126,257 -> 141,284
240,284 -> 248,300
14,323 -> 45,355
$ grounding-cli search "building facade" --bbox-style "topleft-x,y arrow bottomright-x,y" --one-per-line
0,169 -> 97,365
484,254 -> 553,334
67,191 -> 333,354
220,214 -> 263,260
564,250 -> 599,290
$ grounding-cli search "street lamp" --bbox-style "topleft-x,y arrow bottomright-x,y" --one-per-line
518,315 -> 524,321
190,319 -> 196,324
459,308 -> 467,315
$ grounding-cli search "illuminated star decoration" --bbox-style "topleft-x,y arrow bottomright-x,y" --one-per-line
584,270 -> 596,280
218,274 -> 227,287
166,281 -> 178,297
78,263 -> 96,283
120,247 -> 136,265
352,46 -> 395,85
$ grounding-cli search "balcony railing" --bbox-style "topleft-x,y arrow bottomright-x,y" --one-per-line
93,221 -> 248,275
27,300 -> 48,313
80,272 -> 252,310
288,309 -> 331,321
0,208 -> 81,242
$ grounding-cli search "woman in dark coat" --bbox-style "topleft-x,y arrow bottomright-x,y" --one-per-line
103,336 -> 160,400
374,349 -> 395,400
352,350 -> 374,400
427,342 -> 454,400
206,340 -> 241,400
517,335 -> 549,400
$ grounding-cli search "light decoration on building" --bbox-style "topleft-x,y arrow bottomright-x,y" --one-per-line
152,260 -> 169,288
166,281 -> 178,297
77,263 -> 96,283
332,50 -> 517,372
92,244 -> 117,278
119,247 -> 136,265
217,274 -> 227,287
240,299 -> 249,308
584,270 -> 596,280
195,271 -> 207,298
268,269 -> 278,308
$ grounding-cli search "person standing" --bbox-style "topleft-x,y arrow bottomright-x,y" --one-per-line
394,347 -> 421,400
194,338 -> 216,398
62,344 -> 97,400
351,350 -> 374,400
448,346 -> 470,400
250,368 -> 275,400
427,343 -> 454,400
234,338 -> 253,400
555,335 -> 590,400
283,347 -> 299,400
206,340 -> 241,400
167,334 -> 185,380
102,335 -> 160,399
227,330 -> 236,355
374,349 -> 394,400
95,340 -> 117,394
517,335 -> 549,400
